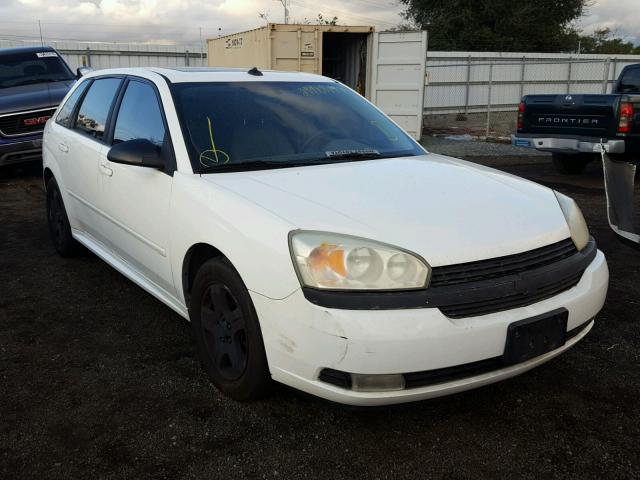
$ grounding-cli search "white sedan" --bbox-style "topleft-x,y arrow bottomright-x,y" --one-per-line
42,67 -> 609,406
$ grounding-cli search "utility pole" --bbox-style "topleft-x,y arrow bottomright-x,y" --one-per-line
38,20 -> 44,46
199,26 -> 204,65
274,0 -> 290,24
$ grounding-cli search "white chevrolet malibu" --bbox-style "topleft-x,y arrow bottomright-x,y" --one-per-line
43,67 -> 608,406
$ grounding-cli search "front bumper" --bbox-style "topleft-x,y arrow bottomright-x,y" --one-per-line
251,249 -> 608,406
0,134 -> 43,166
511,133 -> 625,154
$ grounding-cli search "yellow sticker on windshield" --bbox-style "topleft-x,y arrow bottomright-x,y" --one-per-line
199,117 -> 230,167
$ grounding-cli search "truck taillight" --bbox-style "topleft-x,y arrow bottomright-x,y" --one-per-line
618,102 -> 634,133
517,101 -> 525,130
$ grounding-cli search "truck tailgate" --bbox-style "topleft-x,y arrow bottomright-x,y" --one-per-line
521,94 -> 619,137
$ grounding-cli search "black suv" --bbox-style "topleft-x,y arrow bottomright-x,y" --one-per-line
0,46 -> 78,167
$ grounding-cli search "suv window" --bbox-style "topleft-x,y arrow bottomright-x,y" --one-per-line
0,50 -> 75,89
56,80 -> 90,128
618,67 -> 640,94
74,78 -> 122,141
113,80 -> 165,147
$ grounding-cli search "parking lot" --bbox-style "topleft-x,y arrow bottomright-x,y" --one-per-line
1,142 -> 639,479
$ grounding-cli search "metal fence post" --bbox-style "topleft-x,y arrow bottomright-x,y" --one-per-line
464,55 -> 471,115
85,47 -> 91,67
185,49 -> 190,66
519,56 -> 526,100
486,61 -> 493,138
566,56 -> 573,94
611,58 -> 618,89
602,57 -> 611,93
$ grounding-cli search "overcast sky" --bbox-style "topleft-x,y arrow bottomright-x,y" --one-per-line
0,0 -> 638,47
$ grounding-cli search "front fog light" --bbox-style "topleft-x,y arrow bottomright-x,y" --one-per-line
351,373 -> 406,392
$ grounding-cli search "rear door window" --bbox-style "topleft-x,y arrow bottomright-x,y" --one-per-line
112,80 -> 166,147
618,68 -> 640,94
56,80 -> 90,128
73,78 -> 122,141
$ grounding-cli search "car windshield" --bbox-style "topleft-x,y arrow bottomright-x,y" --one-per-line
0,50 -> 75,89
171,81 -> 425,173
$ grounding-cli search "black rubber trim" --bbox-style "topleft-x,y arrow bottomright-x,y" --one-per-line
319,368 -> 352,389
302,238 -> 597,312
318,319 -> 594,391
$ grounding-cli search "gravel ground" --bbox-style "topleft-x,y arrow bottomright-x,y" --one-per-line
1,150 -> 639,480
422,135 -> 546,158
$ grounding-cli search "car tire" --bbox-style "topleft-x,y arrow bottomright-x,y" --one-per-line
46,178 -> 80,257
552,153 -> 594,175
189,258 -> 271,401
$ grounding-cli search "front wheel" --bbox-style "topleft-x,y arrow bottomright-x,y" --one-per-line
189,258 -> 271,401
552,153 -> 595,175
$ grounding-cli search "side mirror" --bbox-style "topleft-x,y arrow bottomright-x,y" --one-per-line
77,66 -> 94,78
107,139 -> 165,169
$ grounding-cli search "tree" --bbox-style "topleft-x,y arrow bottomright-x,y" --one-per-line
316,13 -> 338,25
574,28 -> 640,54
300,13 -> 339,25
399,0 -> 588,52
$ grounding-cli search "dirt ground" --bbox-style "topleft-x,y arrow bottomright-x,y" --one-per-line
1,153 -> 639,480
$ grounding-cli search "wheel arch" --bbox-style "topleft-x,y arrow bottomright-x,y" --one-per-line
43,167 -> 54,190
182,242 -> 227,308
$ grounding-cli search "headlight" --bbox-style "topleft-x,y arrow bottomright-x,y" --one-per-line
289,231 -> 430,290
554,191 -> 590,251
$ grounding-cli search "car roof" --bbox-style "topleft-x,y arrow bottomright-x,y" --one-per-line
0,45 -> 57,56
83,66 -> 334,84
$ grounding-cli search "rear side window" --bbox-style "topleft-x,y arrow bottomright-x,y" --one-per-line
74,78 -> 122,141
618,68 -> 640,94
56,80 -> 89,128
113,80 -> 166,147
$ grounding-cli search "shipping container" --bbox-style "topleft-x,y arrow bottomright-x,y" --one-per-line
208,24 -> 428,139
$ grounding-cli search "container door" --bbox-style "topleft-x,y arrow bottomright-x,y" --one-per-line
271,28 -> 320,74
367,31 -> 427,140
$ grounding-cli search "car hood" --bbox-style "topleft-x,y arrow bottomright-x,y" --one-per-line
202,154 -> 571,266
0,80 -> 75,115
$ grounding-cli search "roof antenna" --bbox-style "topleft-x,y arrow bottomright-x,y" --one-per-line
248,67 -> 263,76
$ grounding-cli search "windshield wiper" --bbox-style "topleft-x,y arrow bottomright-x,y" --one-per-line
3,78 -> 65,88
198,160 -> 302,173
197,152 -> 418,173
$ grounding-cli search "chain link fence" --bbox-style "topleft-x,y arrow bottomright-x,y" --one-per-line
423,53 -> 640,140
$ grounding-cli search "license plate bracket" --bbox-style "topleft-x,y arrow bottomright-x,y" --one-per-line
503,308 -> 568,365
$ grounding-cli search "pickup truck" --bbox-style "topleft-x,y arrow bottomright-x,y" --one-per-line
512,63 -> 640,174
0,46 -> 85,167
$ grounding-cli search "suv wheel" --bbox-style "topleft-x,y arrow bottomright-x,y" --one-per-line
552,153 -> 595,175
189,258 -> 271,401
46,178 -> 80,257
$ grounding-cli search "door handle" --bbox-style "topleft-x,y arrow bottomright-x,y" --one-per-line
99,161 -> 113,177
58,142 -> 69,153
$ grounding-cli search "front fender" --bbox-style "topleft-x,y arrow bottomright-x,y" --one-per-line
169,172 -> 301,303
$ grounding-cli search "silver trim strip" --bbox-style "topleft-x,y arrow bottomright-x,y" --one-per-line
0,106 -> 57,138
